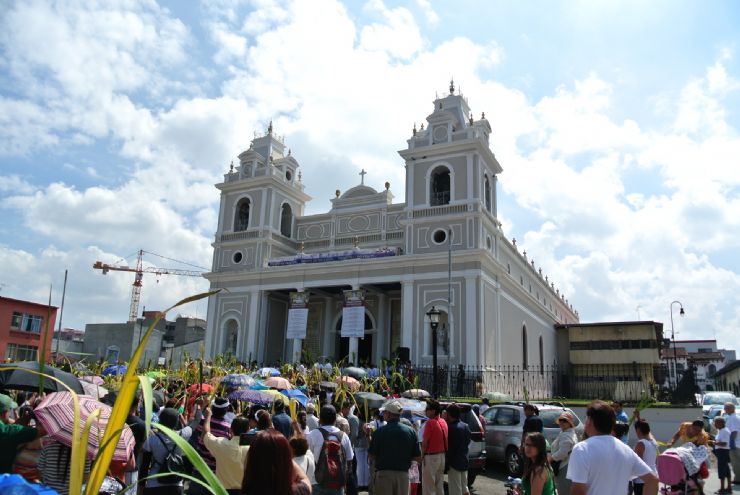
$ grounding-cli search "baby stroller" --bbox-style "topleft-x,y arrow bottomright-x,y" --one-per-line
656,452 -> 703,495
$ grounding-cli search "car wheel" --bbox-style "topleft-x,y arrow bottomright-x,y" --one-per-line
506,447 -> 523,477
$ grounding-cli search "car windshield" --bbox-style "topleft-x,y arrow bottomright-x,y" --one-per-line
703,394 -> 738,406
539,409 -> 581,428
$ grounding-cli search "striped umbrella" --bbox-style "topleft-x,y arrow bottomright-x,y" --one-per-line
34,392 -> 135,461
79,380 -> 109,400
80,375 -> 104,386
220,374 -> 255,393
228,389 -> 276,406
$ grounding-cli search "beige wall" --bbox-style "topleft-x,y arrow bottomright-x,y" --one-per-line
568,323 -> 660,365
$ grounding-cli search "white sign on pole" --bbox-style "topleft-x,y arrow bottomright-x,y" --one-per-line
341,289 -> 365,338
286,292 -> 309,339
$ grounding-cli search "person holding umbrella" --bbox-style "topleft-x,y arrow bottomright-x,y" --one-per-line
0,393 -> 46,473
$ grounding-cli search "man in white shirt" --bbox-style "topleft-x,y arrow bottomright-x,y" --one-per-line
307,402 -> 320,431
567,400 -> 658,495
724,402 -> 740,485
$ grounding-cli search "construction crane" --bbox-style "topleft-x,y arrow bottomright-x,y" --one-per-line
93,249 -> 205,322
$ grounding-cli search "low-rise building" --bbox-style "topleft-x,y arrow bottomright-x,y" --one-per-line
661,339 -> 736,392
556,321 -> 664,401
0,296 -> 57,362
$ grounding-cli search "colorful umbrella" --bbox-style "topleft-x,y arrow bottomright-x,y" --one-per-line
249,380 -> 270,390
0,361 -> 84,394
34,392 -> 135,461
102,364 -> 127,376
401,389 -> 431,399
281,389 -> 309,407
264,376 -> 293,390
228,389 -> 276,406
336,376 -> 360,390
258,367 -> 281,377
220,374 -> 255,393
145,370 -> 167,379
79,381 -> 109,399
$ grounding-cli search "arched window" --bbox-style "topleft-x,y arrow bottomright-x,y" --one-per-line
280,203 -> 293,237
234,198 -> 250,231
430,166 -> 450,206
484,175 -> 492,212
707,364 -> 717,376
522,325 -> 528,369
539,335 -> 544,374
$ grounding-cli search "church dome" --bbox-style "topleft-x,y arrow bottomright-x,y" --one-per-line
340,184 -> 378,199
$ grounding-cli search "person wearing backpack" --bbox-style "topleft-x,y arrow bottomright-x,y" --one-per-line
307,404 -> 355,495
138,408 -> 190,495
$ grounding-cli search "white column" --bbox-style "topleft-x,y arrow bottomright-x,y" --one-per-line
292,339 -> 302,363
256,291 -> 269,364
204,294 -> 219,358
376,293 -> 388,366
244,290 -> 261,363
496,287 -> 502,366
401,280 -> 414,352
348,338 -> 358,366
465,275 -> 479,366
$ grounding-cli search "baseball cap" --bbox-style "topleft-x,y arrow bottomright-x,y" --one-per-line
0,393 -> 18,414
384,400 -> 403,415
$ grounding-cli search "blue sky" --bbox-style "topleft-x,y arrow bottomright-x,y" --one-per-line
1,0 -> 739,351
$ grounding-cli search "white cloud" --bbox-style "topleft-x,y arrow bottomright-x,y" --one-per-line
415,0 -> 439,25
0,174 -> 35,194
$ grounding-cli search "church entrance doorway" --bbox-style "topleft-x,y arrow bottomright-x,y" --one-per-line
335,313 -> 374,365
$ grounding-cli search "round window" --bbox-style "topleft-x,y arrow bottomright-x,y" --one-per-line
233,251 -> 243,264
432,229 -> 447,244
285,170 -> 292,181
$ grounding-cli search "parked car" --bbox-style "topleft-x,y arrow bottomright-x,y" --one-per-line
702,404 -> 725,434
482,403 -> 584,476
439,402 -> 487,488
701,391 -> 738,414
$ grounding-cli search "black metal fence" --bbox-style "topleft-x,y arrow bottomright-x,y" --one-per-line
407,363 -> 667,400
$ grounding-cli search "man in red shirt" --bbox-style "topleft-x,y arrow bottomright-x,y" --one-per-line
422,400 -> 448,495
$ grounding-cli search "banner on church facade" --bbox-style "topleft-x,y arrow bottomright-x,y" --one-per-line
286,291 -> 309,339
341,289 -> 365,338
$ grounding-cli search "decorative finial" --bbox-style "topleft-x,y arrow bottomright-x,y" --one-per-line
522,249 -> 527,259
538,267 -> 542,275
335,189 -> 341,198
249,142 -> 253,149
449,78 -> 455,95
267,120 -> 273,134
413,122 -> 417,135
299,242 -> 305,254
469,113 -> 474,126
512,237 -> 516,246
420,123 -> 424,130
531,259 -> 535,267
229,160 -> 234,173
385,181 -> 390,190
359,168 -> 367,185
545,275 -> 549,282
481,111 -> 486,119
551,282 -> 555,289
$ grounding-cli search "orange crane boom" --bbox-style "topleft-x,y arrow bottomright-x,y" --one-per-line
93,249 -> 204,322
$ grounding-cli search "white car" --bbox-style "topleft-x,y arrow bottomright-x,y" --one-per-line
701,391 -> 738,414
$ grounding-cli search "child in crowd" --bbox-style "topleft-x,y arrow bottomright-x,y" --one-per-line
712,416 -> 732,494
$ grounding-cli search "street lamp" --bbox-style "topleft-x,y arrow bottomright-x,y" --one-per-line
427,306 -> 441,397
670,301 -> 685,389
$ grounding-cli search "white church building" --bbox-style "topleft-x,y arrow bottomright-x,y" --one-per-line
204,83 -> 579,367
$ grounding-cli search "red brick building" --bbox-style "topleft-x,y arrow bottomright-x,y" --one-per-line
0,296 -> 57,362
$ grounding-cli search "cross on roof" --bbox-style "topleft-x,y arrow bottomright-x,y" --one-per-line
359,168 -> 367,185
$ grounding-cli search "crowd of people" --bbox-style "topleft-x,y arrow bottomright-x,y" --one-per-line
2,379 -> 739,495
0,382 -> 479,495
515,400 -> 739,495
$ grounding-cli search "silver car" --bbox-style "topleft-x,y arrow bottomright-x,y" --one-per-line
482,403 -> 584,476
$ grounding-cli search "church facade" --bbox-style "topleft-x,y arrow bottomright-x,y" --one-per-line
204,85 -> 579,367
